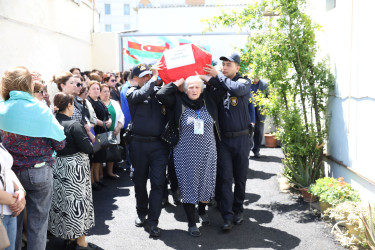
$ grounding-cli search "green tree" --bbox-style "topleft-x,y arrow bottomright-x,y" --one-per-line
206,0 -> 334,188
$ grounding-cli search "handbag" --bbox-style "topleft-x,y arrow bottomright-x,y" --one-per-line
106,144 -> 124,162
0,167 -> 10,250
93,127 -> 118,153
161,121 -> 179,147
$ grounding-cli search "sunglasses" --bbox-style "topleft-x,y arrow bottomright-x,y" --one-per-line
110,79 -> 116,83
76,83 -> 83,87
34,90 -> 44,94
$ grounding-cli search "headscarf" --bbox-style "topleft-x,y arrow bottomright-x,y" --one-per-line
0,91 -> 65,141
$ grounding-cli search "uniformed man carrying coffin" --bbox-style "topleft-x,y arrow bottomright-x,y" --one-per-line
126,63 -> 168,238
203,52 -> 252,232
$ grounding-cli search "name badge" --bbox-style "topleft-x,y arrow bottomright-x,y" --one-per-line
194,119 -> 204,134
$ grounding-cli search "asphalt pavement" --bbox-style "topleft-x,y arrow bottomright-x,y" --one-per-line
46,147 -> 344,250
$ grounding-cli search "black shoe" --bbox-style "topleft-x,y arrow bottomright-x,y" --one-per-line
64,239 -> 76,250
188,226 -> 201,237
97,180 -> 108,187
234,212 -> 244,225
106,174 -> 119,180
172,190 -> 181,205
147,225 -> 161,237
75,243 -> 95,250
92,182 -> 102,191
135,216 -> 146,227
221,220 -> 233,232
253,152 -> 261,158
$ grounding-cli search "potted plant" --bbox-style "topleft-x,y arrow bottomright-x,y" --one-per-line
309,177 -> 361,212
264,132 -> 278,148
283,157 -> 320,202
361,204 -> 375,249
206,0 -> 334,198
325,201 -> 364,236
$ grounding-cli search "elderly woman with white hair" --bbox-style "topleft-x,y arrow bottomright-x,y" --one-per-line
156,75 -> 221,237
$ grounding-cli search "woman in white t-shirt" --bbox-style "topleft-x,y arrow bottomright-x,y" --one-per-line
0,144 -> 26,250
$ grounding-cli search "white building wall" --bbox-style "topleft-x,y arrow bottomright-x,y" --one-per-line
138,5 -> 246,34
309,0 -> 375,202
96,0 -> 138,32
0,0 -> 99,87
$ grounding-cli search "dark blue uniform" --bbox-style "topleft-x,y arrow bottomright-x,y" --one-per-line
209,72 -> 251,222
251,79 -> 268,156
126,78 -> 169,228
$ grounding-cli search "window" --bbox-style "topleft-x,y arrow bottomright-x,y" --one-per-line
124,24 -> 131,30
139,3 -> 144,8
326,0 -> 336,11
105,4 -> 111,15
105,24 -> 111,32
124,4 -> 130,15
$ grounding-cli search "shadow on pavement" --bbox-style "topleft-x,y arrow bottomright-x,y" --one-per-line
257,199 -> 318,223
250,155 -> 283,163
164,203 -> 187,223
46,170 -> 133,249
89,171 -> 132,236
243,192 -> 261,205
158,216 -> 301,250
247,168 -> 276,180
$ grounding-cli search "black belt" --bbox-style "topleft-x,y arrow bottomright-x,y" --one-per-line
222,129 -> 249,138
132,135 -> 160,142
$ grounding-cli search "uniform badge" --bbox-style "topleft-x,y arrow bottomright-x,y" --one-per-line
161,105 -> 166,115
139,64 -> 146,70
230,97 -> 238,106
249,98 -> 252,104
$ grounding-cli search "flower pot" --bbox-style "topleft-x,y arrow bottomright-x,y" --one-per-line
345,223 -> 360,236
319,201 -> 332,213
298,188 -> 318,202
264,133 -> 277,148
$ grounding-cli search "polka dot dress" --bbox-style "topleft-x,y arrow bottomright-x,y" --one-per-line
174,106 -> 217,204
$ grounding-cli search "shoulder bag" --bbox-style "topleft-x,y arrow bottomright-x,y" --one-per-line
161,121 -> 179,147
93,126 -> 118,153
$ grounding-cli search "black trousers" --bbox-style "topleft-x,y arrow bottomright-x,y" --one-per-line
129,139 -> 169,226
253,119 -> 265,154
217,135 -> 251,220
163,149 -> 179,198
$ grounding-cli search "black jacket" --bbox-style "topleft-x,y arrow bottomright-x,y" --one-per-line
55,113 -> 93,157
208,72 -> 251,133
126,78 -> 167,137
156,83 -> 221,141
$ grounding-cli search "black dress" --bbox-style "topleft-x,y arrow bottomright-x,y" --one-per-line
87,96 -> 111,163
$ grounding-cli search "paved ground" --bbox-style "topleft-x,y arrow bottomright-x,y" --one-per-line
46,147 -> 344,250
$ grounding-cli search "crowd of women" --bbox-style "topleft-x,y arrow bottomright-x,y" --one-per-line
0,52 -> 255,249
0,66 -> 126,250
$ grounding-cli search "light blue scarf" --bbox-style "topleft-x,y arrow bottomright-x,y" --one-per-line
0,91 -> 65,142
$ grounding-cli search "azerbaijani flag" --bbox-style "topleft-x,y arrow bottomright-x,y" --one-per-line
123,48 -> 140,64
127,39 -> 168,60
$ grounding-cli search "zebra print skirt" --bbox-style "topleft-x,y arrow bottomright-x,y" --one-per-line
48,152 -> 95,239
